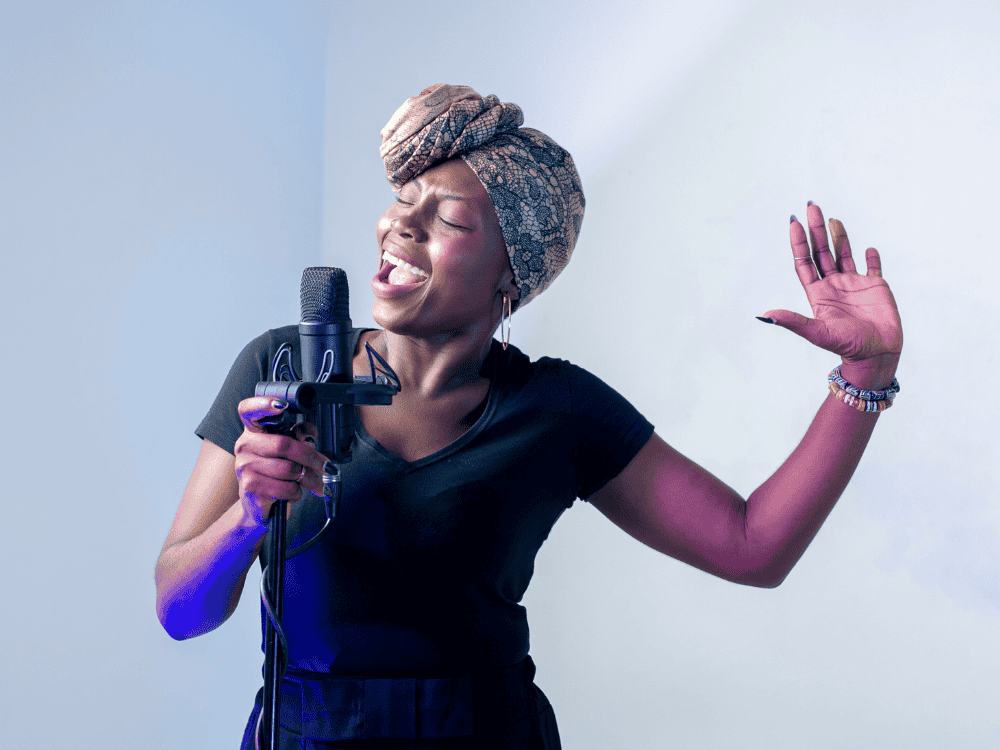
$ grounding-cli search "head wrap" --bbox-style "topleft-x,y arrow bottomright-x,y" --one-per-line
380,84 -> 585,308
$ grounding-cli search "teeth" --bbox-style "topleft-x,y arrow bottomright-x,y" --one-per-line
382,251 -> 429,278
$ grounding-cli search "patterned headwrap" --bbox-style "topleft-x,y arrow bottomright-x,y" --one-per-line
380,84 -> 585,309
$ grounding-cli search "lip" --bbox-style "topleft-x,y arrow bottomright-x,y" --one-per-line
371,272 -> 428,298
372,244 -> 430,298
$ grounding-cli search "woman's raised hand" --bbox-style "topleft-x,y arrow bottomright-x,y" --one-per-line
234,397 -> 329,528
762,203 -> 903,375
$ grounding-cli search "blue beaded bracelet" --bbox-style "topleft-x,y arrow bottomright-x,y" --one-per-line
828,365 -> 900,413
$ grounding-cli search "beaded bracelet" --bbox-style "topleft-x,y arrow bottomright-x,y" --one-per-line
827,365 -> 901,413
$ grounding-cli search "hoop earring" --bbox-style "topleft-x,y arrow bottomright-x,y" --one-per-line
500,295 -> 511,351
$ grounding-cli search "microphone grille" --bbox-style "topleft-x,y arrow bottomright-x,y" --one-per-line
300,267 -> 349,322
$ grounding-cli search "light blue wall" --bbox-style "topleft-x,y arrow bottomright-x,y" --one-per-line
1,2 -> 327,747
2,2 -> 997,748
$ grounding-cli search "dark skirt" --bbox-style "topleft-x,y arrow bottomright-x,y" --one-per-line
240,657 -> 561,750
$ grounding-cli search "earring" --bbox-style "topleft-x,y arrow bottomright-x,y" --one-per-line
501,295 -> 512,351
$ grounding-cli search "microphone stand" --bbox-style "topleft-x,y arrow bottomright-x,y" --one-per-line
255,353 -> 398,750
262,495 -> 288,750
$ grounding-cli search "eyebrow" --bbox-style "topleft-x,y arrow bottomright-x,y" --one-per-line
411,178 -> 470,203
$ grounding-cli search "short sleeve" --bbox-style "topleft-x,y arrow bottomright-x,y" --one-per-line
563,363 -> 655,501
195,330 -> 276,455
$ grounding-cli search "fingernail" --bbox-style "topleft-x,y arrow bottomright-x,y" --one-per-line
790,215 -> 797,224
807,201 -> 815,206
756,316 -> 775,324
323,461 -> 336,475
303,436 -> 316,447
271,399 -> 287,410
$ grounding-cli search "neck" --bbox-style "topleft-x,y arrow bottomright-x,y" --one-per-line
376,325 -> 496,400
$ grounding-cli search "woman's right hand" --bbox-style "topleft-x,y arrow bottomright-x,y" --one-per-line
234,397 -> 330,528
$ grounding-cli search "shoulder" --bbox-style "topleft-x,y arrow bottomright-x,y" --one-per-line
228,325 -> 298,368
251,325 -> 299,356
496,341 -> 589,386
496,343 -> 648,425
493,342 -> 574,408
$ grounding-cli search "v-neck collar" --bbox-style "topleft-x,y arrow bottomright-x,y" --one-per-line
351,329 -> 502,471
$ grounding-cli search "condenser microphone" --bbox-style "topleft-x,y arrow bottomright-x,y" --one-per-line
298,267 -> 354,462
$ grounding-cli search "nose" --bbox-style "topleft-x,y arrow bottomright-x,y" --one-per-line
391,204 -> 427,242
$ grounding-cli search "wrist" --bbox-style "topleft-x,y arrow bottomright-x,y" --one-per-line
234,496 -> 271,538
839,354 -> 900,390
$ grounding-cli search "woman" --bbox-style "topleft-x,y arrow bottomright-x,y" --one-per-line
155,84 -> 903,749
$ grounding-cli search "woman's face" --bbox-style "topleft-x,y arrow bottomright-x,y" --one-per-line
371,158 -> 516,339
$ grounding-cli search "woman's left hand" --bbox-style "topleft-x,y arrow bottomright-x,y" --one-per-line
762,203 -> 903,378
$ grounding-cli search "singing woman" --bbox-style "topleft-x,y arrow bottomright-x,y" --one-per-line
155,84 -> 903,749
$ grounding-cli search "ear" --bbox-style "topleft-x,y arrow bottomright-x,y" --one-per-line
498,268 -> 520,311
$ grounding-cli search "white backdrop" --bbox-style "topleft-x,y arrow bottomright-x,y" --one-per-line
2,1 -> 998,748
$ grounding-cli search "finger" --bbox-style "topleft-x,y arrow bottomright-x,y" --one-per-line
828,218 -> 858,274
790,216 -> 819,286
760,308 -> 833,352
242,454 -> 308,484
237,466 -> 306,505
806,203 -> 838,277
291,422 -> 326,496
238,396 -> 290,433
865,247 -> 883,277
237,430 -> 328,478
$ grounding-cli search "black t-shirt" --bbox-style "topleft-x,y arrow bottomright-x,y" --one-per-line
197,326 -> 654,676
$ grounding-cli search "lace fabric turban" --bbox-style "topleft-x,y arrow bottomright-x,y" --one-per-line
380,84 -> 585,309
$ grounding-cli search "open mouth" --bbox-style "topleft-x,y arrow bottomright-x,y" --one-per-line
380,250 -> 430,286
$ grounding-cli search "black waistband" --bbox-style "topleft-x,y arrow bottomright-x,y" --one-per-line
274,657 -> 537,742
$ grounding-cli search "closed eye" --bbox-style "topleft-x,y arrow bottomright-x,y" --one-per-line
395,196 -> 466,229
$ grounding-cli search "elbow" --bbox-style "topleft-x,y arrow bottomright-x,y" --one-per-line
751,571 -> 787,589
162,624 -> 192,642
735,555 -> 791,589
155,584 -> 231,641
738,528 -> 792,588
157,610 -> 182,641
706,559 -> 787,588
728,570 -> 785,589
154,567 -> 189,640
156,596 -> 193,641
155,576 -> 212,641
154,558 -> 213,641
157,602 -> 212,641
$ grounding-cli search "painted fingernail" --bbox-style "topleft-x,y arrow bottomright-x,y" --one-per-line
790,215 -> 797,224
807,201 -> 815,206
271,399 -> 287,410
756,316 -> 775,324
303,436 -> 316,447
323,461 -> 336,475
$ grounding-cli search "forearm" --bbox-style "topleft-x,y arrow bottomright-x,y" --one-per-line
155,500 -> 268,640
743,356 -> 898,586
